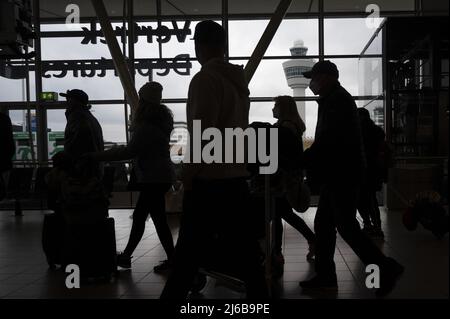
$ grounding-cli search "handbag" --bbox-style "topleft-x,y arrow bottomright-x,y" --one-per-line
165,181 -> 184,213
283,171 -> 311,213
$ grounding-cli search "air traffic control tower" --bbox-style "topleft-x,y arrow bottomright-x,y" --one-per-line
282,40 -> 315,121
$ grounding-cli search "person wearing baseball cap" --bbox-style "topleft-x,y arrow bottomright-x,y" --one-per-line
60,89 -> 91,109
302,60 -> 339,96
302,60 -> 339,79
60,89 -> 104,176
300,61 -> 404,296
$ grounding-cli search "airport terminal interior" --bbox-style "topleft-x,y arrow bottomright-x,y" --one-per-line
0,0 -> 448,299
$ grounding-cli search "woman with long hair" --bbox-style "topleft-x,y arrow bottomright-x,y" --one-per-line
272,95 -> 316,267
88,82 -> 176,273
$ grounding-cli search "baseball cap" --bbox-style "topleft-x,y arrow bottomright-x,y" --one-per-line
302,60 -> 339,79
59,89 -> 89,105
193,20 -> 226,46
138,81 -> 163,104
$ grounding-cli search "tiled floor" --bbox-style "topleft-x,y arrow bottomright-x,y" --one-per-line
0,207 -> 448,299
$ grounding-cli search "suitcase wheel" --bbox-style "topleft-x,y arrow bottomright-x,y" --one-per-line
191,273 -> 207,293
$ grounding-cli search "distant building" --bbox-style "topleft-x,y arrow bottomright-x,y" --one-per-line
282,40 -> 315,122
23,110 -> 36,132
373,106 -> 384,129
12,124 -> 22,132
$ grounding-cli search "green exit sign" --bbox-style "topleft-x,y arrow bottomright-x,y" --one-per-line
39,92 -> 58,102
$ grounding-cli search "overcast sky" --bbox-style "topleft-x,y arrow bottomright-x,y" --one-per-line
1,17 -> 382,143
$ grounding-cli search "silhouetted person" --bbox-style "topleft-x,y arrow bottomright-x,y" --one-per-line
161,20 -> 267,299
272,96 -> 316,265
87,82 -> 175,273
357,108 -> 386,238
61,89 -> 104,178
300,61 -> 403,297
0,111 -> 15,201
46,151 -> 73,214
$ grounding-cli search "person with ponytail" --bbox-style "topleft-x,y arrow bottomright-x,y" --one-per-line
272,95 -> 316,269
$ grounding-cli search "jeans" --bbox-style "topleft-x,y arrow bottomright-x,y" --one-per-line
314,184 -> 386,279
274,196 -> 315,254
161,178 -> 268,299
124,183 -> 174,260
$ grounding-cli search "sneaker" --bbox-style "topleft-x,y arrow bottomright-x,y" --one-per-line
299,275 -> 338,290
117,253 -> 132,269
191,273 -> 207,293
306,242 -> 316,262
154,260 -> 173,274
376,257 -> 404,297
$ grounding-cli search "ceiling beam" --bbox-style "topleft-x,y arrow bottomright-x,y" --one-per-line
244,0 -> 293,83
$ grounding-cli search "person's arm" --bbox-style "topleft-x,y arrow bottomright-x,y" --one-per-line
91,128 -> 143,162
182,72 -> 222,190
91,145 -> 134,162
303,118 -> 335,169
304,96 -> 353,168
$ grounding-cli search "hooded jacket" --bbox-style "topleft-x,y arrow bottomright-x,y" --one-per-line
183,58 -> 250,186
64,107 -> 104,160
64,107 -> 104,178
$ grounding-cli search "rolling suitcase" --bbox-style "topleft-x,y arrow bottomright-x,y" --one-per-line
63,217 -> 118,281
